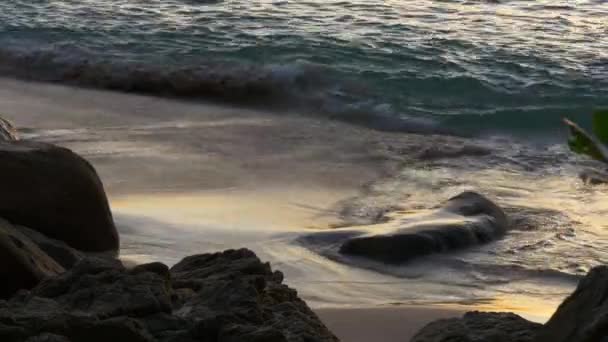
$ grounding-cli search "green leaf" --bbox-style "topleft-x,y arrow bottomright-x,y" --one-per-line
564,118 -> 608,163
592,110 -> 608,145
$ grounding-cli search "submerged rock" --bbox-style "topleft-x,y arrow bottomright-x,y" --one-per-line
579,168 -> 608,185
0,140 -> 118,252
0,219 -> 64,298
536,266 -> 608,342
411,311 -> 541,342
0,248 -> 338,342
337,191 -> 508,264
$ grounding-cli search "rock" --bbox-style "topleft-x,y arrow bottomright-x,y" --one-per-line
411,311 -> 542,342
335,191 -> 508,264
0,116 -> 18,141
16,223 -> 84,269
0,219 -> 64,298
579,168 -> 608,185
170,248 -> 338,342
536,266 -> 608,342
25,333 -> 71,342
0,249 -> 338,342
0,140 -> 118,252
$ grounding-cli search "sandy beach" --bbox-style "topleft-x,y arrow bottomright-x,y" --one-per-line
316,306 -> 464,342
1,77 -> 563,340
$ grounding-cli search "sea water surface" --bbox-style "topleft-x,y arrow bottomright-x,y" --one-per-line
1,0 -> 607,134
2,0 -> 608,319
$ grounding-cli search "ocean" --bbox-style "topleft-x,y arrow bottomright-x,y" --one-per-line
2,0 -> 608,319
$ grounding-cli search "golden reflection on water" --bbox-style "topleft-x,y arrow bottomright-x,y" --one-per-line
111,186 -> 353,231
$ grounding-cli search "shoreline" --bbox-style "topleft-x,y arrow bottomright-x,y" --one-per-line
0,76 -> 576,339
315,306 -> 464,342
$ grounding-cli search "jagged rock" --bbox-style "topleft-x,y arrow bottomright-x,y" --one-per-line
536,266 -> 608,342
301,192 -> 509,265
0,219 -> 64,298
0,249 -> 338,342
411,311 -> 542,342
170,249 -> 338,342
0,140 -> 118,252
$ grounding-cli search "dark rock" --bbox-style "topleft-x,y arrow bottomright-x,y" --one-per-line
536,266 -> 608,342
0,219 -> 64,298
0,140 -> 118,252
580,168 -> 608,185
170,248 -> 338,342
337,191 -> 509,264
16,224 -> 84,269
411,311 -> 542,342
33,257 -> 172,318
0,249 -> 338,342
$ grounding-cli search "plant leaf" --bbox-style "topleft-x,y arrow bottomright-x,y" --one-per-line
592,110 -> 608,145
564,118 -> 608,163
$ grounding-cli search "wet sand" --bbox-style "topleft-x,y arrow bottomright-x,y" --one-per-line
316,306 -> 464,342
2,77 -> 560,338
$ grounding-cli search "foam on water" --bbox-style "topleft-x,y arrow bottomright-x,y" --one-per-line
0,0 -> 607,135
2,0 -> 608,316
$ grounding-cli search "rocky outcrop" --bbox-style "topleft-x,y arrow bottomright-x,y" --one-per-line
536,266 -> 608,342
0,218 -> 64,298
411,311 -> 542,342
412,265 -> 608,342
0,248 -> 338,342
0,140 -> 118,252
300,192 -> 509,265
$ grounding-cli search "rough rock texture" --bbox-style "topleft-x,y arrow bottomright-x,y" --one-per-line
0,249 -> 338,342
411,311 -> 542,342
338,191 -> 509,264
0,140 -> 118,252
16,224 -> 84,269
0,219 -> 64,298
536,266 -> 608,342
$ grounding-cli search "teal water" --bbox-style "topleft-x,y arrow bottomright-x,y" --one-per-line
1,0 -> 607,134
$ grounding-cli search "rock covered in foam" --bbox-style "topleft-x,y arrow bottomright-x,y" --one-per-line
338,191 -> 509,264
0,140 -> 118,252
411,311 -> 541,342
0,249 -> 338,342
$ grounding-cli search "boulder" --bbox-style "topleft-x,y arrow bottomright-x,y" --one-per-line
536,266 -> 608,342
411,311 -> 542,342
0,140 -> 118,252
0,219 -> 64,298
0,249 -> 338,342
334,191 -> 509,264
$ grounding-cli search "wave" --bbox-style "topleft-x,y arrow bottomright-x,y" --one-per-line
0,45 -> 450,135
